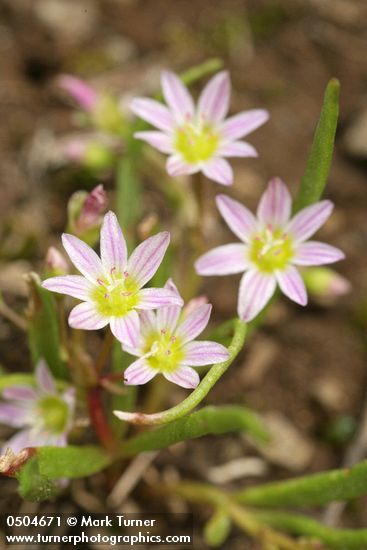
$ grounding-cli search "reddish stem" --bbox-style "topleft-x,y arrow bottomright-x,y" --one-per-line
87,387 -> 116,452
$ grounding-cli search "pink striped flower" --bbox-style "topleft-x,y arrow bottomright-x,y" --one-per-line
42,211 -> 182,347
122,281 -> 229,389
130,71 -> 269,186
195,178 -> 345,321
0,361 -> 75,454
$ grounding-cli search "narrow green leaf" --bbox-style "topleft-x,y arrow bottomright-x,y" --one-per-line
179,59 -> 223,88
116,137 -> 142,245
26,273 -> 67,379
17,457 -> 58,502
293,78 -> 340,212
121,405 -> 268,457
236,459 -> 367,508
37,446 -> 111,479
254,510 -> 367,550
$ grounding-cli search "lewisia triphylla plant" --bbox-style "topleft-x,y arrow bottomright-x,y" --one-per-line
122,281 -> 229,389
195,178 -> 345,321
42,211 -> 183,347
130,71 -> 269,185
0,361 -> 75,454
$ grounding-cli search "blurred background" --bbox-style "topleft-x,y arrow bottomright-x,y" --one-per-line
0,0 -> 367,545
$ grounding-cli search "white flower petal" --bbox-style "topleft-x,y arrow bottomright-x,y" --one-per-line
134,131 -> 173,153
135,309 -> 157,348
2,429 -> 33,454
42,275 -> 93,301
68,302 -> 109,330
293,241 -> 345,266
220,109 -> 269,141
257,177 -> 292,227
202,158 -> 233,186
110,310 -> 140,348
2,386 -> 37,402
275,266 -> 307,306
157,305 -> 181,334
238,270 -> 277,322
139,310 -> 157,339
100,211 -> 127,275
166,155 -> 197,176
183,296 -> 208,318
197,71 -> 230,123
175,304 -> 212,344
218,141 -> 257,158
161,70 -> 194,123
287,201 -> 334,242
137,288 -> 183,309
124,357 -> 156,385
0,404 -> 30,427
195,244 -> 249,275
216,194 -> 257,243
130,97 -> 174,132
163,366 -> 200,389
127,232 -> 170,288
181,341 -> 229,366
62,233 -> 104,283
35,360 -> 56,393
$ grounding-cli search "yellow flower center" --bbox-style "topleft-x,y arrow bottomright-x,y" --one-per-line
175,122 -> 219,164
92,270 -> 140,317
249,226 -> 294,273
145,330 -> 184,373
38,395 -> 69,434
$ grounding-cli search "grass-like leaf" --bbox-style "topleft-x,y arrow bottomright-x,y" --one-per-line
121,405 -> 268,457
294,78 -> 340,212
236,459 -> 367,508
37,446 -> 112,479
254,510 -> 367,549
26,273 -> 67,379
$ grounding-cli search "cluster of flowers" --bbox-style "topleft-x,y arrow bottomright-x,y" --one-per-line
0,69 -> 345,454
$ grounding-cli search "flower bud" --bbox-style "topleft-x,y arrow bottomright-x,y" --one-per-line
59,75 -> 98,112
303,267 -> 351,304
67,185 -> 107,246
77,184 -> 107,233
45,247 -> 68,277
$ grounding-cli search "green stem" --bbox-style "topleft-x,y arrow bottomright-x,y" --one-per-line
113,319 -> 247,425
164,483 -> 313,550
179,58 -> 224,88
